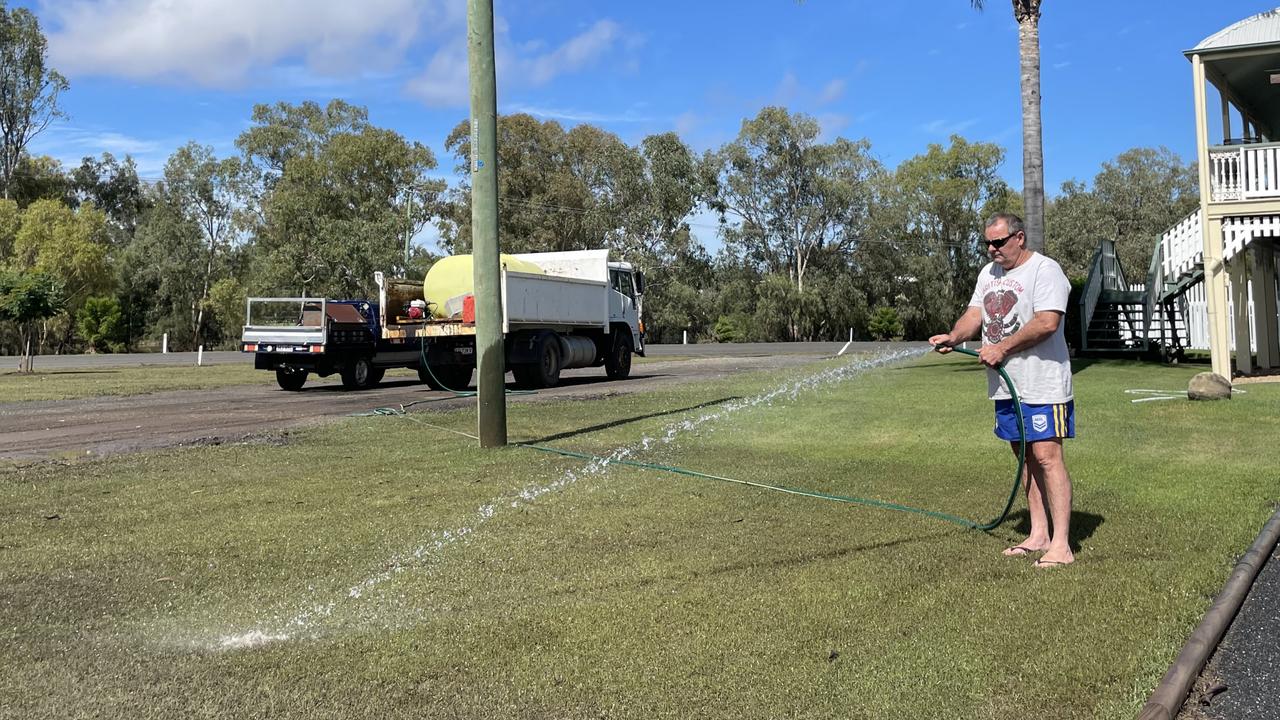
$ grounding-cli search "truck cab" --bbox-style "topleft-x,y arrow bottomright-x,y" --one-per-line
608,261 -> 645,355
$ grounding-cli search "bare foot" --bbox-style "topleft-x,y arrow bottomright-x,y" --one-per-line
1034,551 -> 1075,569
1002,539 -> 1050,557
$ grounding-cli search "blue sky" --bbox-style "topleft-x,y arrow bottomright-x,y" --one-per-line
13,0 -> 1276,250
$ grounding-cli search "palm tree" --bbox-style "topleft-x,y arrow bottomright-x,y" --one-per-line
973,1 -> 1045,252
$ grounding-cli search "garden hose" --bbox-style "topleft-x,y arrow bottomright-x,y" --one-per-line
521,346 -> 1026,532
416,338 -> 536,397
368,347 -> 1028,532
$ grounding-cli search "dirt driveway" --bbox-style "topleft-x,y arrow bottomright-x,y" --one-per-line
0,354 -> 835,462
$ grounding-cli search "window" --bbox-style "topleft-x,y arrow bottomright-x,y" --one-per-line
610,270 -> 635,299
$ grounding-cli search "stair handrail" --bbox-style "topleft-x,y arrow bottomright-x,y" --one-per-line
1143,241 -> 1165,339
1079,241 -> 1107,348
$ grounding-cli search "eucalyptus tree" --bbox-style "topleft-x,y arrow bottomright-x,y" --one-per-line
71,153 -> 148,243
858,135 -> 1013,338
704,106 -> 879,295
1046,146 -> 1199,279
439,113 -> 640,255
237,100 -> 442,297
972,0 -> 1045,252
0,3 -> 67,200
160,143 -> 252,348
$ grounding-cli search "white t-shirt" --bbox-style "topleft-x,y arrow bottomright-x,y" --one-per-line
967,252 -> 1073,404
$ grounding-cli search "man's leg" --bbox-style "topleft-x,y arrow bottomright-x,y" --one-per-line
1002,441 -> 1051,556
1030,437 -> 1074,566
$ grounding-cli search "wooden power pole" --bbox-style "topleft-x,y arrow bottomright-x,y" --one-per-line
467,0 -> 507,446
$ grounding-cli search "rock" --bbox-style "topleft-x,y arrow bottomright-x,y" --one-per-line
1188,372 -> 1232,401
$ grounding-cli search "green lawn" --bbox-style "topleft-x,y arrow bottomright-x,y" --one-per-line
2,353 -> 1276,719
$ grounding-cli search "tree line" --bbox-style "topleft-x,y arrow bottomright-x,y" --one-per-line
1,4 -> 1198,370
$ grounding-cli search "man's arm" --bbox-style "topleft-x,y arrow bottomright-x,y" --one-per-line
928,306 -> 983,353
977,309 -> 1062,367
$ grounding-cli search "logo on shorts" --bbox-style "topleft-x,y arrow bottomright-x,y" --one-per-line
1031,414 -> 1048,433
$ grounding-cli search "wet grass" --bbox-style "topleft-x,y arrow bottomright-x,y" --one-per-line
1,354 -> 1277,719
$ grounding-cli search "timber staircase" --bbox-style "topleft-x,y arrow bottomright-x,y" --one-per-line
1077,209 -> 1204,359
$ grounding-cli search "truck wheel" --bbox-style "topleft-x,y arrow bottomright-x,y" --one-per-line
341,357 -> 374,390
514,333 -> 562,389
418,364 -> 472,391
275,368 -> 308,391
533,333 -> 563,387
604,329 -> 632,380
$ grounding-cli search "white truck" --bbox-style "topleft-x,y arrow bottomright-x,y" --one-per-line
375,249 -> 645,389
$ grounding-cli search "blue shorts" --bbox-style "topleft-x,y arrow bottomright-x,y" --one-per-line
994,399 -> 1075,442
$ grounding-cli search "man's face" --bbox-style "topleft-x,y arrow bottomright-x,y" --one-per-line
984,222 -> 1025,269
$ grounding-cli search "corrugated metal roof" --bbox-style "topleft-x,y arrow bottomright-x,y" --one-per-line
1191,8 -> 1280,53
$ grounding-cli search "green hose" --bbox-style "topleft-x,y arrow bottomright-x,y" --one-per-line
370,347 -> 1028,532
521,346 -> 1026,532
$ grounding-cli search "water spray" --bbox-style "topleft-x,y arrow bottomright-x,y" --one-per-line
205,347 -> 1025,650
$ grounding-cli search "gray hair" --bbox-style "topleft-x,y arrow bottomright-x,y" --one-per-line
985,213 -> 1024,235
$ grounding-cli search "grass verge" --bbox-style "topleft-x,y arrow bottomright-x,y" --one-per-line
0,355 -> 688,403
1,353 -> 1276,718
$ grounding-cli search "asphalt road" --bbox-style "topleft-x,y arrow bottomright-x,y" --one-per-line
3,341 -> 929,371
1195,544 -> 1280,720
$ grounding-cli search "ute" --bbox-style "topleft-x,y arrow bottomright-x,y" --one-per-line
240,297 -> 424,391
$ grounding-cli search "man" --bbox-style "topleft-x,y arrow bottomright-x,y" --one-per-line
929,213 -> 1075,568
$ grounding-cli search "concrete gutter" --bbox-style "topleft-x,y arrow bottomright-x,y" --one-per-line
1138,505 -> 1280,720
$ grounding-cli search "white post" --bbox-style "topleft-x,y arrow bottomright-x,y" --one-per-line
682,330 -> 687,345
849,328 -> 853,342
197,345 -> 204,366
162,333 -> 168,354
1251,244 -> 1274,370
1230,260 -> 1252,374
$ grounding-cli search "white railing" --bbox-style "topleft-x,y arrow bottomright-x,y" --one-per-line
1223,215 -> 1280,262
1160,208 -> 1202,279
1209,142 -> 1280,202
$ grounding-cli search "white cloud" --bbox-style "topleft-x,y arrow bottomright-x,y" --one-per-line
820,78 -> 846,104
43,0 -> 441,87
28,124 -> 205,179
675,111 -> 699,137
775,72 -> 800,104
816,113 -> 849,140
506,104 -> 655,124
406,19 -> 631,108
920,118 -> 980,135
527,20 -> 621,84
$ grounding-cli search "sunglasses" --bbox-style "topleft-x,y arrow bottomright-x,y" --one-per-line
985,231 -> 1020,249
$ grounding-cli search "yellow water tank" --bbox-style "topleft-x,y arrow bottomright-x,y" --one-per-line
423,254 -> 544,318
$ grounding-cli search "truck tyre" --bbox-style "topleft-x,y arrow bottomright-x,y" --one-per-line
341,357 -> 374,390
419,364 -> 472,391
604,329 -> 632,380
275,368 -> 308,391
533,333 -> 563,387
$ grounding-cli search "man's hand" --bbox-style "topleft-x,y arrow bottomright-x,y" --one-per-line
978,342 -> 1008,368
928,333 -> 954,353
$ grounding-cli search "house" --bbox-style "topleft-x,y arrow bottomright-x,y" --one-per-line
1185,8 -> 1280,379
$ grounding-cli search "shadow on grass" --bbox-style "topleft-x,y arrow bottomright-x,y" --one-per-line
544,530 -> 956,600
521,397 -> 740,445
1007,508 -> 1105,552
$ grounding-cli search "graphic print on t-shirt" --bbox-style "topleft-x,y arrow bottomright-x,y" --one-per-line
982,288 -> 1021,343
